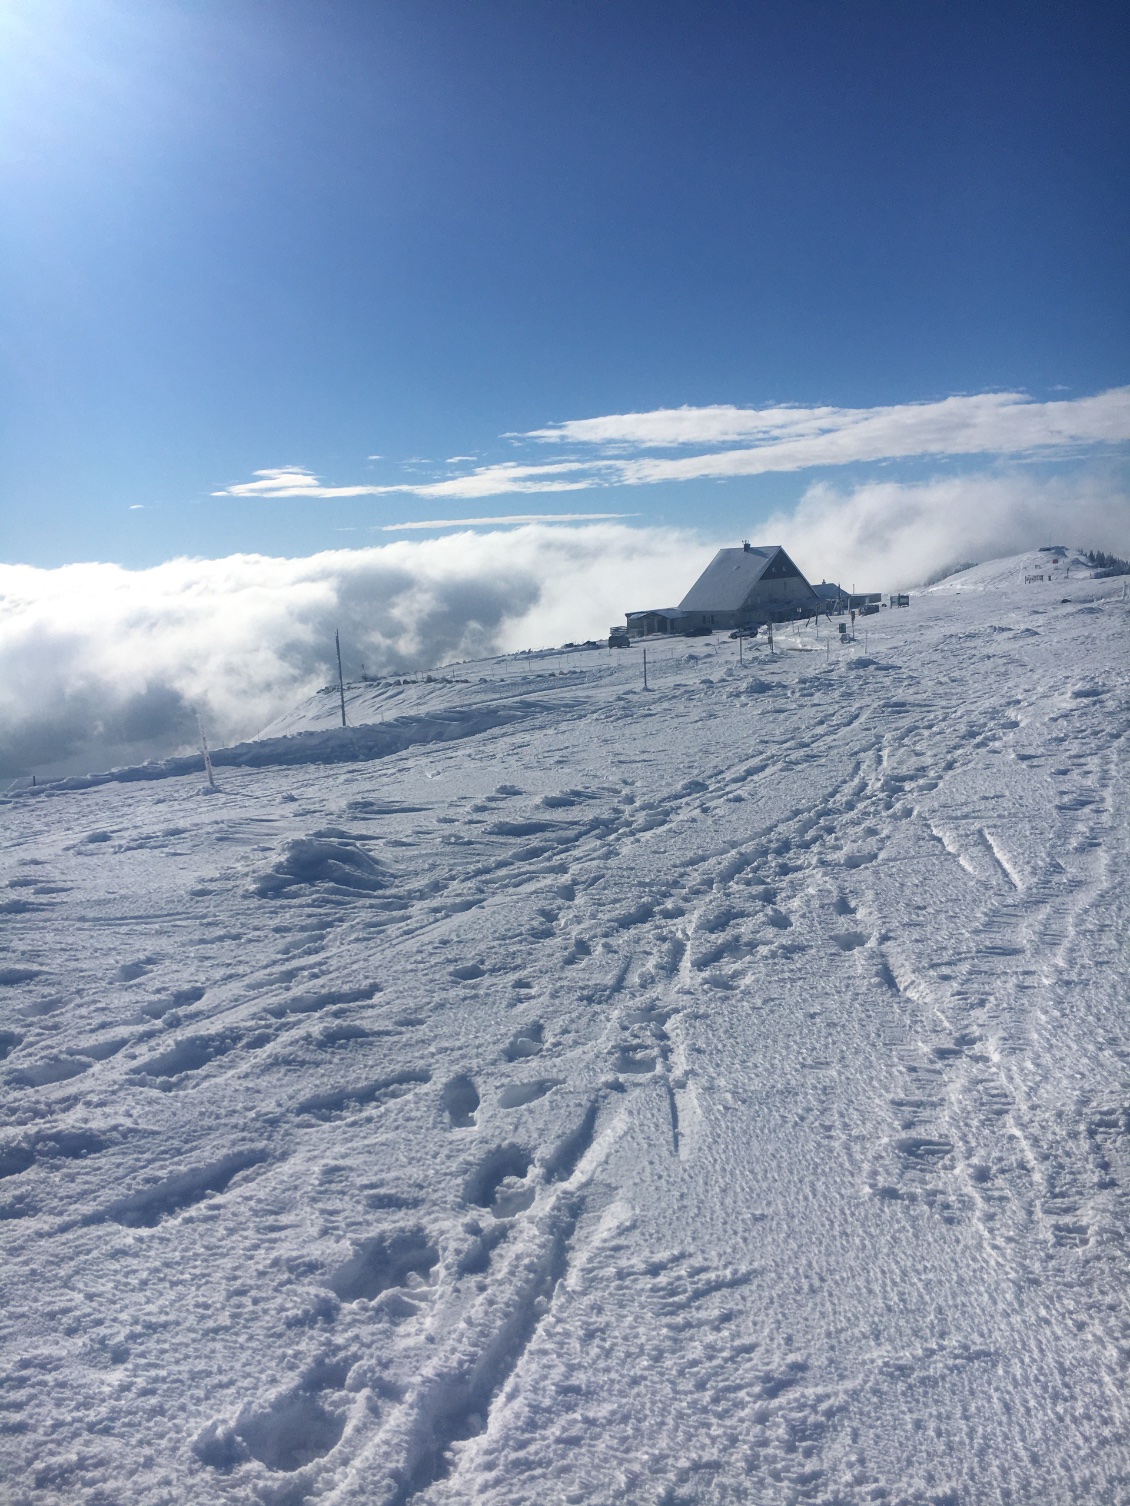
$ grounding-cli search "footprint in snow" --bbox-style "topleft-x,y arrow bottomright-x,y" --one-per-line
0,967 -> 39,986
450,961 -> 487,982
615,1046 -> 656,1075
0,1129 -> 107,1179
132,1033 -> 236,1080
116,959 -> 155,983
196,1367 -> 350,1474
443,1074 -> 480,1128
463,1144 -> 535,1216
327,1228 -> 439,1302
831,931 -> 868,952
458,1219 -> 510,1276
9,1055 -> 92,1087
503,1022 -> 543,1061
497,1078 -> 562,1108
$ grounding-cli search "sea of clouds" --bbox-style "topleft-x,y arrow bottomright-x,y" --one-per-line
2,469 -> 1126,779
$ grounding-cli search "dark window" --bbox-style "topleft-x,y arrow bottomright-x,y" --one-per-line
763,551 -> 801,580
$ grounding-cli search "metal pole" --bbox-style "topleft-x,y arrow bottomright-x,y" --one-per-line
335,629 -> 347,728
197,714 -> 217,790
739,633 -> 743,667
643,647 -> 648,690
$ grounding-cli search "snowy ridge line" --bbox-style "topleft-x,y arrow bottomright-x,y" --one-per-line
4,699 -> 569,796
256,663 -> 619,739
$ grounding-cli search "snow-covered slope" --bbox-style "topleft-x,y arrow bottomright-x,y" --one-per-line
924,546 -> 1104,594
2,562 -> 1128,1506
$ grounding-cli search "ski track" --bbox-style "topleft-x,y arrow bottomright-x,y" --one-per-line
1,558 -> 1128,1505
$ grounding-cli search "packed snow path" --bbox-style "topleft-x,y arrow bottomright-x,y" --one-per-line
2,559 -> 1128,1505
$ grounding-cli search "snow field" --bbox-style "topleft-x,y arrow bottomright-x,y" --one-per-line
1,552 -> 1128,1505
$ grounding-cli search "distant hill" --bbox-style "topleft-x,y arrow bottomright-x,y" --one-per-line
923,547 -> 1106,593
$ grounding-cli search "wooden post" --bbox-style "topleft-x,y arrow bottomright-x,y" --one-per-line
643,647 -> 648,690
739,633 -> 743,667
335,630 -> 347,728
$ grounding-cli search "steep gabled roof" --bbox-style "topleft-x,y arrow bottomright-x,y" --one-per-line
678,546 -> 814,612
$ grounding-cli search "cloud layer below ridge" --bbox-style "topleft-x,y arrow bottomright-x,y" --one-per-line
3,469 -> 1126,779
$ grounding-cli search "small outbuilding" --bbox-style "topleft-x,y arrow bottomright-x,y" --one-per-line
813,581 -> 850,613
625,608 -> 688,638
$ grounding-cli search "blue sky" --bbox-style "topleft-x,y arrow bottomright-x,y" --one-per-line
1,0 -> 1127,568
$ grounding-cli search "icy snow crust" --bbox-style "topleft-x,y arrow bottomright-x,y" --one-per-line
1,552 -> 1128,1505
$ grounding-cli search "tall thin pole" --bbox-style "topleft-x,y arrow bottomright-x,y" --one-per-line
335,630 -> 347,728
739,633 -> 743,667
643,647 -> 648,690
197,714 -> 217,790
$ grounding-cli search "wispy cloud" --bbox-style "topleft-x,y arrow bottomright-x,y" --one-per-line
523,387 -> 1130,473
521,385 -> 1130,448
216,388 -> 1130,505
379,512 -> 637,530
214,461 -> 599,501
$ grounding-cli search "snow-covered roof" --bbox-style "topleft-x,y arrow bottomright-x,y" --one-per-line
679,545 -> 814,612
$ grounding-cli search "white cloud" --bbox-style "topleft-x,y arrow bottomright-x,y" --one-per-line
216,466 -> 380,498
379,512 -> 636,530
214,460 -> 600,501
0,526 -> 703,779
218,388 -> 1130,504
769,469 -> 1130,592
5,470 -> 1126,778
523,387 -> 1130,454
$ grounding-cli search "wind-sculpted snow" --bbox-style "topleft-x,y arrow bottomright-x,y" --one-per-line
17,699 -> 563,792
1,551 -> 1128,1505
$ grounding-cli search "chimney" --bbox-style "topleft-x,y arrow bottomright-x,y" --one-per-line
742,540 -> 751,551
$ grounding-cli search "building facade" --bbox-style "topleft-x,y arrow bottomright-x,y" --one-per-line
625,544 -> 821,637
